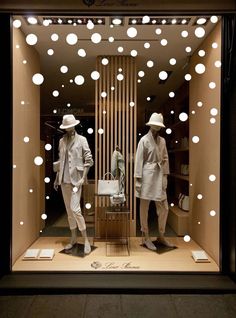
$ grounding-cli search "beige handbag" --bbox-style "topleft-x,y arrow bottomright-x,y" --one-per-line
178,193 -> 189,211
97,172 -> 119,195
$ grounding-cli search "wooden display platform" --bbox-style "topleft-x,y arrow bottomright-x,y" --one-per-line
12,236 -> 219,272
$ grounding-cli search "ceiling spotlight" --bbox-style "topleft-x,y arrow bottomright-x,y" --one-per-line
172,19 -> 177,24
112,18 -> 123,25
210,16 -> 218,23
162,19 -> 167,24
132,19 -> 137,24
87,19 -> 94,29
142,15 -> 150,24
182,19 -> 187,24
197,17 -> 207,25
27,17 -> 38,25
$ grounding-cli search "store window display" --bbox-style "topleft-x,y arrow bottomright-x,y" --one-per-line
53,114 -> 94,254
134,113 -> 174,250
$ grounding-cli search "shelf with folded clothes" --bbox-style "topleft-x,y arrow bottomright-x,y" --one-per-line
168,147 -> 189,153
167,118 -> 189,130
169,173 -> 189,181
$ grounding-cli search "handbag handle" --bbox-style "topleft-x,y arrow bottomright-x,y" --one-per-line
103,172 -> 115,180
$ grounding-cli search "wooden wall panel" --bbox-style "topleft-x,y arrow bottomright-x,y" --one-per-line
12,28 -> 43,265
189,22 -> 221,265
95,56 -> 137,238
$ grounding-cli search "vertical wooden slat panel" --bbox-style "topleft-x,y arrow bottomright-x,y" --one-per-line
95,55 -> 136,238
126,57 -> 129,212
95,58 -> 99,234
115,56 -> 117,156
110,57 -> 114,175
118,56 -> 121,149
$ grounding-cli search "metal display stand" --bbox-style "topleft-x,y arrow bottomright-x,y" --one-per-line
105,205 -> 130,256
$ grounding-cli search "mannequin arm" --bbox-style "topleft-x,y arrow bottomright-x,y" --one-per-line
76,166 -> 89,187
54,173 -> 59,191
135,177 -> 142,193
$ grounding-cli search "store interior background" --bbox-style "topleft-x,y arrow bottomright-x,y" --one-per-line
12,14 -> 221,271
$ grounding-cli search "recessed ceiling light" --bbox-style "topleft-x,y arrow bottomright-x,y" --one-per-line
87,20 -> 94,30
142,15 -> 150,24
112,18 -> 122,25
197,17 -> 207,25
27,17 -> 38,25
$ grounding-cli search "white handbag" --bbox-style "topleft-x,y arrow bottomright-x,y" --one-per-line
181,164 -> 189,176
97,172 -> 119,195
178,193 -> 189,211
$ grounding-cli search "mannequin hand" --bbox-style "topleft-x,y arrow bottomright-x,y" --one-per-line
163,175 -> 168,190
135,178 -> 142,192
54,181 -> 59,191
76,177 -> 85,188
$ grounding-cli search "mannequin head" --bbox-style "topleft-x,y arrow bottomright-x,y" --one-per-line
65,126 -> 75,136
150,126 -> 161,138
150,125 -> 161,132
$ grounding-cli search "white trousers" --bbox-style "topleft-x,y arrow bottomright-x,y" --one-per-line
61,183 -> 86,231
140,198 -> 169,236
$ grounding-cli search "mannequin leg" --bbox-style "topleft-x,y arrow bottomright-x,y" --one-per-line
71,187 -> 91,254
64,228 -> 77,250
155,199 -> 174,247
81,229 -> 91,254
61,183 -> 89,251
140,199 -> 157,251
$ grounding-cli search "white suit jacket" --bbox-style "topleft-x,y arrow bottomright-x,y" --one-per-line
57,133 -> 93,186
134,130 -> 169,201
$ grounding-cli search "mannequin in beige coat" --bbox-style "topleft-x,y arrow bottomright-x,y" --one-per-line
54,114 -> 94,254
134,113 -> 173,250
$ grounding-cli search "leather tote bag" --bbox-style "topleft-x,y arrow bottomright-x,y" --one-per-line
97,172 -> 119,195
178,193 -> 189,211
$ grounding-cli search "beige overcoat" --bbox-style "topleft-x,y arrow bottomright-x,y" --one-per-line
134,130 -> 169,201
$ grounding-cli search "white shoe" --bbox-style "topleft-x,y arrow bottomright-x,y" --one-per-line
144,239 -> 157,251
158,237 -> 174,248
65,239 -> 77,250
84,240 -> 91,254
65,242 -> 76,250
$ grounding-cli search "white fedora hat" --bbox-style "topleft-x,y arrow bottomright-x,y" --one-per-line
146,112 -> 165,128
60,114 -> 80,129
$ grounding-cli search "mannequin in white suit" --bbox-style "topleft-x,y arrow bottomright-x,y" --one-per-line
134,113 -> 173,250
54,114 -> 94,254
